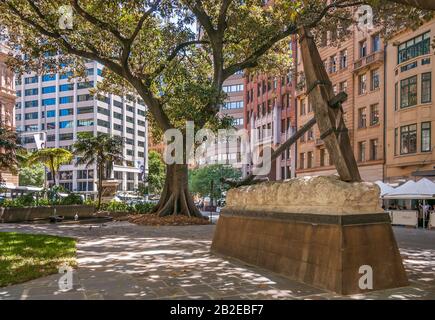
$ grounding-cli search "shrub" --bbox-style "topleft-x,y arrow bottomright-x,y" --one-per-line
105,200 -> 132,212
1,199 -> 24,208
60,193 -> 84,206
133,202 -> 154,214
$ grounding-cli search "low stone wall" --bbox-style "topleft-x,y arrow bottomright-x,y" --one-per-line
0,205 -> 95,223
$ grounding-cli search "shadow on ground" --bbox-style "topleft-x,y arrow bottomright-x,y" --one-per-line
0,223 -> 434,300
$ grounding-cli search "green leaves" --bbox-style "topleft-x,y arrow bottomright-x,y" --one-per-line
188,164 -> 241,200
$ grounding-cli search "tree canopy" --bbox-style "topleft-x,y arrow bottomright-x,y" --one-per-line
0,0 -> 433,215
189,164 -> 241,201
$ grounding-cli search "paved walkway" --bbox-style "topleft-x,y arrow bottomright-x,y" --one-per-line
0,222 -> 434,300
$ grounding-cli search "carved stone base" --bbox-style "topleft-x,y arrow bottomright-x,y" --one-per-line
211,176 -> 409,295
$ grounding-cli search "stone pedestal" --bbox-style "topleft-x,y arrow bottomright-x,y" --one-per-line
100,180 -> 120,203
211,176 -> 408,295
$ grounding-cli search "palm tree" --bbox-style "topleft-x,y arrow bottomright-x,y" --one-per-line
73,133 -> 124,210
28,148 -> 73,186
0,122 -> 20,183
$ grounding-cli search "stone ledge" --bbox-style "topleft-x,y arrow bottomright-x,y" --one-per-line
226,175 -> 383,215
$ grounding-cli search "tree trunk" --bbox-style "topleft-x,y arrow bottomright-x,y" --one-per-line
151,164 -> 203,218
50,161 -> 57,186
97,165 -> 103,211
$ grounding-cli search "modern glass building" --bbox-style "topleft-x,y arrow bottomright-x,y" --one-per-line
15,60 -> 149,195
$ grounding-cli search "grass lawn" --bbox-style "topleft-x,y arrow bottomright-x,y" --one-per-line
0,232 -> 77,287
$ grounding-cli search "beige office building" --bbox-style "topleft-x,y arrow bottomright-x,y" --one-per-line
385,20 -> 434,183
295,25 -> 385,182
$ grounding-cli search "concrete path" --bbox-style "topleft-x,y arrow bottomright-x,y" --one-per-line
0,222 -> 434,300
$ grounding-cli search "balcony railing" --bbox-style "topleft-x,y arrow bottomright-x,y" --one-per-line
353,51 -> 384,72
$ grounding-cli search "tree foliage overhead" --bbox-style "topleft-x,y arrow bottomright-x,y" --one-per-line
27,148 -> 73,186
147,150 -> 166,195
19,163 -> 45,187
0,0 -> 433,215
189,164 -> 241,200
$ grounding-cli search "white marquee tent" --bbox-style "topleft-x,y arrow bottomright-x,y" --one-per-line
384,178 -> 435,200
375,181 -> 396,197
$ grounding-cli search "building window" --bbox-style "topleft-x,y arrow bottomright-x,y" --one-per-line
299,153 -> 305,169
340,49 -> 347,69
370,104 -> 379,126
307,152 -> 313,168
307,128 -> 314,141
59,133 -> 73,141
223,101 -> 243,110
77,81 -> 94,90
329,55 -> 337,73
59,83 -> 74,92
24,76 -> 38,84
394,82 -> 398,110
308,102 -> 313,113
372,34 -> 381,52
339,81 -> 347,93
300,99 -> 306,116
421,122 -> 431,152
77,94 -> 92,102
320,149 -> 325,167
394,128 -> 398,156
24,112 -> 38,120
59,171 -> 73,180
97,119 -> 110,128
370,139 -> 378,161
358,74 -> 367,95
400,124 -> 417,154
59,108 -> 73,116
358,107 -> 367,128
359,40 -> 367,58
78,106 -> 94,114
42,86 -> 56,94
59,121 -> 73,129
398,31 -> 430,64
77,119 -> 94,127
222,84 -> 244,93
371,69 -> 380,90
59,96 -> 73,104
358,141 -> 366,162
25,100 -> 38,108
421,72 -> 432,103
42,74 -> 56,82
25,88 -> 38,96
400,76 -> 417,108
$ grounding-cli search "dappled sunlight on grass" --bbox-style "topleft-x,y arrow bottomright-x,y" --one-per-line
0,232 -> 76,287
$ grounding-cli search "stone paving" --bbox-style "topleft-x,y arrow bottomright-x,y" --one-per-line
0,222 -> 434,300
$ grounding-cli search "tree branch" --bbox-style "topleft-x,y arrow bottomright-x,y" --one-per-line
152,39 -> 209,78
128,0 -> 161,45
70,0 -> 127,43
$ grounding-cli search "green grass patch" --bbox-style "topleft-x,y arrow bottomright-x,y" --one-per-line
0,232 -> 77,287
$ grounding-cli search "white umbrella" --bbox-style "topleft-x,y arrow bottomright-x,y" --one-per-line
375,181 -> 395,197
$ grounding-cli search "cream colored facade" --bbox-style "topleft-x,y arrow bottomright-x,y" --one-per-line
295,26 -> 385,182
385,20 -> 435,183
0,42 -> 18,185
